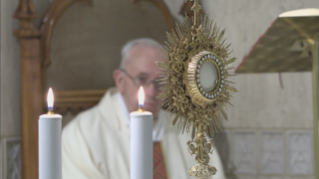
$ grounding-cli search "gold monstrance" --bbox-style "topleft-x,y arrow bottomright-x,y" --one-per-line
158,0 -> 237,178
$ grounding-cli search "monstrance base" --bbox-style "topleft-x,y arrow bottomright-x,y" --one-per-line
188,163 -> 217,178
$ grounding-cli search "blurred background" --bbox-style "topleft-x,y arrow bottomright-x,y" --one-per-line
1,0 -> 319,179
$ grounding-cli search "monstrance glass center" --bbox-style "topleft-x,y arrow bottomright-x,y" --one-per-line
199,61 -> 218,91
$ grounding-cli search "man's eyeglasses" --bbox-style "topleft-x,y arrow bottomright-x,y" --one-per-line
120,69 -> 162,91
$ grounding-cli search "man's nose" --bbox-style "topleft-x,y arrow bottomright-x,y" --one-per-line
144,83 -> 157,98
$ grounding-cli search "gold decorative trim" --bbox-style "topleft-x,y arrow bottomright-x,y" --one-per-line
186,51 -> 226,108
160,141 -> 171,179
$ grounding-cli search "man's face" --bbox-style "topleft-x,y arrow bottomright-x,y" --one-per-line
115,46 -> 164,118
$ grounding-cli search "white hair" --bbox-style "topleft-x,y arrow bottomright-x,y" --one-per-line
120,38 -> 163,68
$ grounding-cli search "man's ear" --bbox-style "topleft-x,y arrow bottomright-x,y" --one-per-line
113,69 -> 125,93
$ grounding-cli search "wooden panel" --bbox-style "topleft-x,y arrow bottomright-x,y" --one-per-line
52,89 -> 106,115
14,0 -> 43,178
20,38 -> 42,179
41,0 -> 92,67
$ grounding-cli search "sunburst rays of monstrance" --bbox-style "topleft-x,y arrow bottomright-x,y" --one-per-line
157,0 -> 237,178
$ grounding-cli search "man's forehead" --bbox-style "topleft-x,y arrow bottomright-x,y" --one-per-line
126,58 -> 162,77
129,46 -> 163,59
125,46 -> 163,70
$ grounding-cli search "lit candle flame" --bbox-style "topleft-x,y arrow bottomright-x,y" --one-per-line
47,88 -> 54,110
138,86 -> 145,109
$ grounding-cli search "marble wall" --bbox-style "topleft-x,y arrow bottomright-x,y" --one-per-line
1,0 -> 318,178
214,130 -> 314,179
2,138 -> 21,179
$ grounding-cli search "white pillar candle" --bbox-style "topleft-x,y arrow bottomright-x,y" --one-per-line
39,88 -> 62,179
130,87 -> 153,179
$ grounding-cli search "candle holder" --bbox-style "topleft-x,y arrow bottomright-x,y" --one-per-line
158,0 -> 237,178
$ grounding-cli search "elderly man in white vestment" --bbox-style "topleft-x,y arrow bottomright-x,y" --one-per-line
62,38 -> 226,179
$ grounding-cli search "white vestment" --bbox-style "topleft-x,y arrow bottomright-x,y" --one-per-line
62,88 -> 226,179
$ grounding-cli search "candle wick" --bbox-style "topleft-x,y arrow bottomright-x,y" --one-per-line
47,109 -> 55,115
138,105 -> 144,112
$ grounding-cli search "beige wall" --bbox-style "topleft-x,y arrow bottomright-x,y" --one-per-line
201,1 -> 318,179
1,0 -> 20,139
200,1 -> 318,130
1,0 -> 21,177
1,0 -> 318,178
